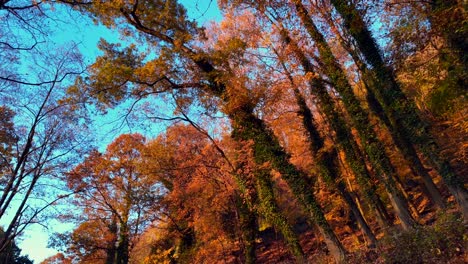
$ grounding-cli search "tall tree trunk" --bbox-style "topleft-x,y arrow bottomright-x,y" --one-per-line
106,216 -> 118,264
254,169 -> 305,262
236,193 -> 258,264
232,111 -> 347,263
332,24 -> 446,209
115,222 -> 130,264
368,84 -> 446,210
300,93 -> 378,247
293,0 -> 417,230
276,51 -> 377,246
329,0 -> 468,220
278,27 -> 392,229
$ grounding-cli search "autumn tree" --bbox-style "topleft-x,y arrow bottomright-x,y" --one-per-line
40,253 -> 72,264
62,134 -> 158,264
50,0 -> 467,263
62,0 -> 346,262
140,124 -> 245,263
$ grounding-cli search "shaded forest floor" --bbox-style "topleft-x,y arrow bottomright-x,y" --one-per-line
254,207 -> 467,263
257,209 -> 468,264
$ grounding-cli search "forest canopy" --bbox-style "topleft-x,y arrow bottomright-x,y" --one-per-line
0,0 -> 466,263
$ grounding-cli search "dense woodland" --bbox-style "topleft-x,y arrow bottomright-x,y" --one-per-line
0,0 -> 467,263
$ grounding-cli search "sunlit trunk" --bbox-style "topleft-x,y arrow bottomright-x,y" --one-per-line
255,169 -> 305,261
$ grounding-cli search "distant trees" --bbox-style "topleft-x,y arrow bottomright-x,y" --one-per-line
141,124 -> 242,263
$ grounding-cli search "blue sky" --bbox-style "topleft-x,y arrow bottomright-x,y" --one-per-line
9,1 -> 222,262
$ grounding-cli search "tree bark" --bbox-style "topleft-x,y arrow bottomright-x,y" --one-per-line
254,169 -> 305,262
293,0 -> 417,230
106,216 -> 118,264
115,222 -> 129,264
278,26 -> 393,229
276,52 -> 377,246
330,0 -> 468,220
232,111 -> 347,263
236,193 -> 258,264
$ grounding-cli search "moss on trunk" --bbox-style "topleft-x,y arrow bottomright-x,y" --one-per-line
330,0 -> 468,220
294,0 -> 417,229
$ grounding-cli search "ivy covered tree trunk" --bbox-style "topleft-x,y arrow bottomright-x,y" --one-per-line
233,169 -> 295,263
430,0 -> 468,68
279,28 -> 392,230
254,169 -> 305,261
236,193 -> 258,264
232,110 -> 347,263
277,53 -> 377,246
330,0 -> 468,220
332,28 -> 446,210
365,78 -> 446,210
293,0 -> 417,230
